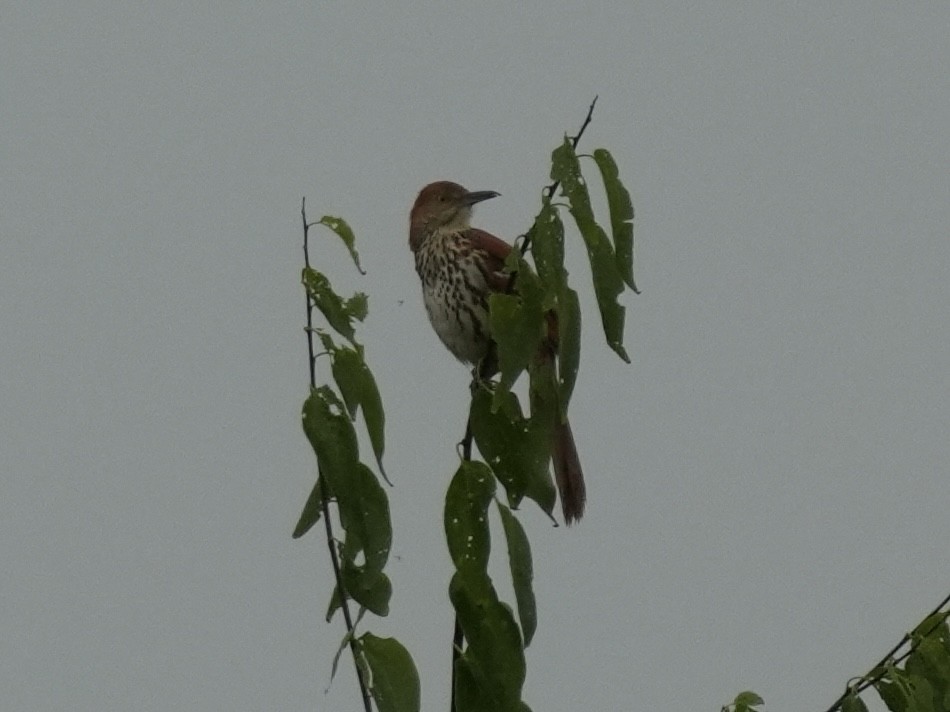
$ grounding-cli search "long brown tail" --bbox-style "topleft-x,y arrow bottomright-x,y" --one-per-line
552,419 -> 585,525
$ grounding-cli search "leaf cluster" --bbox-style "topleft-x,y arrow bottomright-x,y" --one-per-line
725,598 -> 950,712
448,138 -> 639,711
295,211 -> 419,712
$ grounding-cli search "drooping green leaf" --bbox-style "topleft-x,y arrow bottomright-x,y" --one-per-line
913,612 -> 950,641
530,198 -> 566,297
330,346 -> 388,483
488,294 -> 534,399
551,139 -> 630,362
454,656 -> 488,712
292,475 -> 324,539
338,463 -> 392,576
317,215 -> 365,274
497,503 -> 536,646
907,675 -> 936,712
341,563 -> 392,617
841,693 -> 869,712
489,252 -> 545,405
357,633 -> 420,712
301,386 -> 360,496
346,291 -> 369,321
877,666 -> 912,712
450,571 -> 525,712
330,627 -> 353,686
907,636 -> 950,712
301,267 -> 367,345
325,583 -> 342,622
591,148 -> 638,293
917,637 -> 950,680
469,389 -> 556,516
332,462 -> 393,615
528,198 -> 582,420
556,287 -> 581,419
444,461 -> 496,577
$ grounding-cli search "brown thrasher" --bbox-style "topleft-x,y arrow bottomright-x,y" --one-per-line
409,181 -> 586,524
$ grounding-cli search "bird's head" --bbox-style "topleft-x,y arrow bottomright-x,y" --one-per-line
409,181 -> 499,250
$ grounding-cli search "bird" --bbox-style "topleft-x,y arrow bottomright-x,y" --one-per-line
408,181 -> 585,524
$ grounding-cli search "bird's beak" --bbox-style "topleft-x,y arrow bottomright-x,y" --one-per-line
461,190 -> 500,206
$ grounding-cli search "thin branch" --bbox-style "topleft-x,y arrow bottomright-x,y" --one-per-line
450,97 -> 599,712
302,198 -> 374,712
821,590 -> 950,712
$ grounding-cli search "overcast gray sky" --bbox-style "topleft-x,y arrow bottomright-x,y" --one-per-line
3,3 -> 949,711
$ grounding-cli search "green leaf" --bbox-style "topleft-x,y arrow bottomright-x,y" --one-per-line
556,287 -> 581,419
498,503 -> 537,646
733,691 -> 764,708
917,637 -> 950,686
342,564 -> 392,617
591,148 -> 639,293
346,292 -> 369,321
488,294 -> 534,400
841,692 -> 868,712
338,463 -> 392,576
301,268 -> 367,345
444,461 -> 495,576
551,138 -> 630,362
877,666 -> 912,712
317,215 -> 365,274
469,389 -> 556,516
913,612 -> 950,641
301,386 -> 360,496
291,475 -> 324,539
357,633 -> 420,712
531,198 -> 566,297
488,253 -> 545,404
325,583 -> 342,623
876,680 -> 909,712
907,675 -> 936,712
303,390 -> 393,614
450,571 -> 526,711
335,462 -> 393,615
330,627 -> 352,685
330,346 -> 388,483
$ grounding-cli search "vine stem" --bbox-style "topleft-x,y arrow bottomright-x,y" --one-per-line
302,199 -> 374,712
821,590 -> 950,712
449,96 -> 599,712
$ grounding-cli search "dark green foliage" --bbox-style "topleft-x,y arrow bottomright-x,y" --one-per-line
498,503 -> 537,646
468,389 -> 556,516
842,693 -> 870,712
488,251 -> 546,406
300,386 -> 360,499
300,120 -> 641,711
316,215 -> 364,274
302,267 -> 366,345
727,605 -> 950,712
591,148 -> 639,293
444,461 -> 496,577
723,690 -> 764,712
529,199 -> 581,419
291,476 -> 323,538
328,343 -> 388,482
298,211 -> 418,710
451,572 -> 526,712
357,634 -> 421,712
550,138 -> 631,362
874,613 -> 950,712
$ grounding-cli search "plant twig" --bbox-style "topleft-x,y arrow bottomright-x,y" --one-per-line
302,198 -> 374,712
450,97 -> 599,712
821,590 -> 950,712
